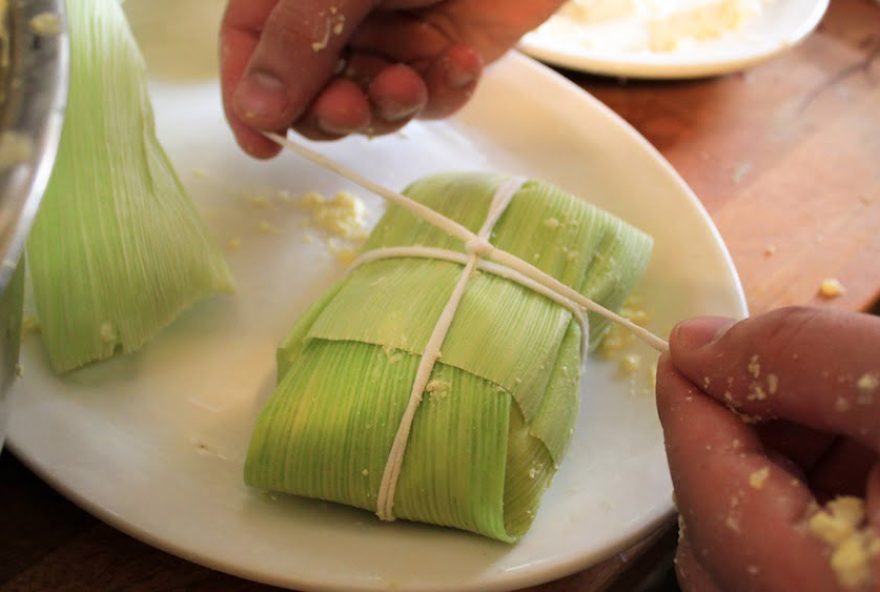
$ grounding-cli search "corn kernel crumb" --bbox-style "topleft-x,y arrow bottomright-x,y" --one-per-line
767,373 -> 779,395
619,354 -> 641,376
747,354 -> 760,379
748,466 -> 769,490
819,278 -> 846,299
543,217 -> 561,230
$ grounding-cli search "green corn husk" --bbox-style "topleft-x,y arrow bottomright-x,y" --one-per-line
26,0 -> 234,373
246,173 -> 652,542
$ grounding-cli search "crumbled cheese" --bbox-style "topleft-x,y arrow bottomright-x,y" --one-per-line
835,396 -> 852,413
648,0 -> 760,52
831,536 -> 872,589
299,191 -> 368,240
748,466 -> 769,490
543,217 -> 561,230
819,278 -> 846,299
747,382 -> 766,401
327,239 -> 358,265
747,354 -> 760,379
99,322 -> 116,344
361,468 -> 369,477
425,378 -> 452,393
257,221 -> 279,235
29,12 -> 61,36
561,0 -> 635,23
619,354 -> 641,375
808,497 -> 875,588
767,373 -> 778,395
382,345 -> 404,363
857,373 -> 878,394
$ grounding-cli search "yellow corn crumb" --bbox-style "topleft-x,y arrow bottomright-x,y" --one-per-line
747,354 -> 761,379
543,217 -> 561,230
99,322 -> 116,344
748,466 -> 769,490
831,535 -> 872,589
857,373 -> 878,394
382,345 -> 404,363
299,191 -> 368,240
619,354 -> 641,375
648,0 -> 757,52
226,238 -> 241,251
258,221 -> 279,235
828,497 -> 866,528
808,497 -> 873,588
819,278 -> 846,299
192,168 -> 209,179
767,373 -> 779,395
425,379 -> 450,393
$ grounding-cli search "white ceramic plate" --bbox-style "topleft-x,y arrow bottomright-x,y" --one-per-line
519,0 -> 829,79
7,13 -> 747,591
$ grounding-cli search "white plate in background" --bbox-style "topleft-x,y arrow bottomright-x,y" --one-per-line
520,0 -> 829,79
7,2 -> 747,589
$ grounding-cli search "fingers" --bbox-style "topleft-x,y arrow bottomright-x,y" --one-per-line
221,0 -> 375,156
675,532 -> 724,592
669,308 -> 880,452
657,356 -> 842,591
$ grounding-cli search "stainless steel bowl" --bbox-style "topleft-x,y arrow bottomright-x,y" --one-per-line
0,0 -> 68,443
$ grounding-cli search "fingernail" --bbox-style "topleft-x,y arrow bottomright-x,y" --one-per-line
234,71 -> 289,123
444,58 -> 478,90
377,99 -> 420,123
317,117 -> 358,136
672,317 -> 736,350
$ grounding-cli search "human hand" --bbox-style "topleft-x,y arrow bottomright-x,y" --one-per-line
220,0 -> 564,158
657,307 -> 880,591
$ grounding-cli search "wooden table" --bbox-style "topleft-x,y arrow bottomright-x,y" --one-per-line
1,0 -> 878,590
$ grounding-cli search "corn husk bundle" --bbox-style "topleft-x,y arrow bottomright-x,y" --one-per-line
26,0 -> 234,372
246,172 -> 652,542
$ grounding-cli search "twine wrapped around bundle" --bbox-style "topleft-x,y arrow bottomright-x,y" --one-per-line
245,172 -> 652,542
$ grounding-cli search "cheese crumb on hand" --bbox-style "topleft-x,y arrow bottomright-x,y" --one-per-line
748,466 -> 769,490
819,278 -> 846,299
807,496 -> 878,589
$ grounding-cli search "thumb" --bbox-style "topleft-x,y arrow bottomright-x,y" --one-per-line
221,0 -> 375,154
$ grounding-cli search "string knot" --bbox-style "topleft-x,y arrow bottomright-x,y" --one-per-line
465,238 -> 494,257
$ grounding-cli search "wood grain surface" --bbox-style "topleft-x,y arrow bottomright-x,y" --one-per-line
1,0 -> 878,590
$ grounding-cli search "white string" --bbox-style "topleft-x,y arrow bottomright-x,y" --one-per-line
375,178 -> 523,521
265,132 -> 669,354
350,246 -> 589,357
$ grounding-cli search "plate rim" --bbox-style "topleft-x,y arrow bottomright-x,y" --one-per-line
7,51 -> 749,592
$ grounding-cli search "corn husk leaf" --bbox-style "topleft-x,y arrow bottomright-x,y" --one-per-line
247,173 -> 652,542
26,0 -> 234,373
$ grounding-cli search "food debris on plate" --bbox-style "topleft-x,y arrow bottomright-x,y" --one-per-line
531,0 -> 772,55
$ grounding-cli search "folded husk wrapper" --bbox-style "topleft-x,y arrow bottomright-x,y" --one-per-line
26,0 -> 234,372
246,173 -> 652,542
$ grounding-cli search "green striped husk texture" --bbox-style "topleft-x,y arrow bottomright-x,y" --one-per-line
26,0 -> 234,372
245,173 -> 652,542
